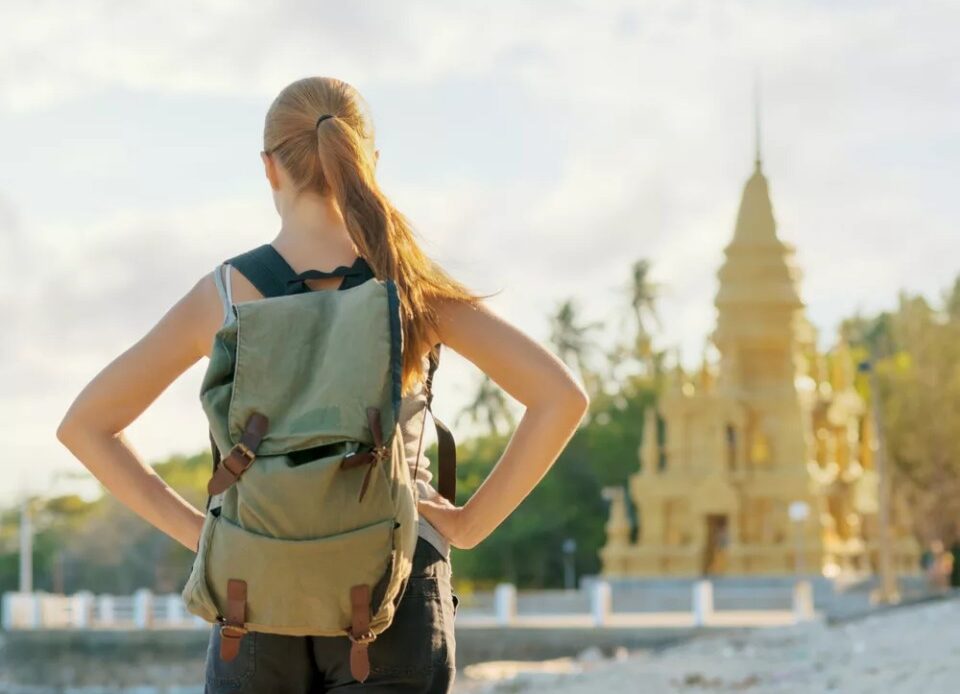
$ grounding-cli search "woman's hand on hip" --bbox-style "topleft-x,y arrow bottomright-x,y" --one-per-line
416,494 -> 479,550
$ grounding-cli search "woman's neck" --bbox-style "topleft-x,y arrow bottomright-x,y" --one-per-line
273,193 -> 359,271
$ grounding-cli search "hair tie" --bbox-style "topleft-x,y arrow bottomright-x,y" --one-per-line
316,113 -> 335,128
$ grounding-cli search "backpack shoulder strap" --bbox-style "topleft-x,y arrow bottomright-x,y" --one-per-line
226,243 -> 377,298
225,243 -> 299,299
206,244 -> 294,511
424,343 -> 458,504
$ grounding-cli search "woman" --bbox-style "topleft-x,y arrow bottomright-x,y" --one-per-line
56,76 -> 590,692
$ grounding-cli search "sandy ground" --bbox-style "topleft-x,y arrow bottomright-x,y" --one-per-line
455,596 -> 960,693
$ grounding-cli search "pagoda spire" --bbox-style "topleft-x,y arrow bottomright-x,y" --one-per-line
713,102 -> 805,400
754,77 -> 763,172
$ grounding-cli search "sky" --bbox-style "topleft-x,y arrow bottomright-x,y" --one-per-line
2,0 -> 958,506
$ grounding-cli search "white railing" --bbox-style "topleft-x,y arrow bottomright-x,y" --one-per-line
2,580 -> 818,631
471,578 -> 817,628
2,589 -> 208,630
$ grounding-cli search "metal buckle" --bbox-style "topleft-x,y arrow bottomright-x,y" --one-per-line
220,623 -> 248,639
371,445 -> 389,464
347,628 -> 376,645
231,441 -> 256,463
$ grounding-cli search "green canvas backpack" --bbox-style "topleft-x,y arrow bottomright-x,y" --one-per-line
180,244 -> 457,682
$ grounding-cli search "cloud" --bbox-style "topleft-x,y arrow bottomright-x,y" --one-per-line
0,0 -> 564,112
1,0 -> 958,505
1,196 -> 272,490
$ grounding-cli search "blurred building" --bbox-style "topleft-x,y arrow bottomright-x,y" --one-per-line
600,151 -> 920,578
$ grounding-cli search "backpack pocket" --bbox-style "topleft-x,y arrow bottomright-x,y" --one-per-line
181,510 -> 222,623
204,515 -> 397,636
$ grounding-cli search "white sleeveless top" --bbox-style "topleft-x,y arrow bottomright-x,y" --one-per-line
211,263 -> 451,560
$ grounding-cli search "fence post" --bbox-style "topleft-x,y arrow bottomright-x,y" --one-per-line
98,594 -> 115,626
0,592 -> 32,630
164,594 -> 183,625
692,579 -> 714,627
590,580 -> 612,626
494,583 -> 516,625
29,593 -> 42,629
71,591 -> 94,628
793,579 -> 814,622
133,588 -> 153,628
1,593 -> 15,630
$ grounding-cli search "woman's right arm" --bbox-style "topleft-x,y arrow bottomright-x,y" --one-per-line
415,297 -> 590,550
56,272 -> 225,553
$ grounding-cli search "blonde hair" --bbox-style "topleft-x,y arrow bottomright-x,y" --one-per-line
262,76 -> 491,395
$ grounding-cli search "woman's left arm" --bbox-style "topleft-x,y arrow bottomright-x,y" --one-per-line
56,272 -> 221,553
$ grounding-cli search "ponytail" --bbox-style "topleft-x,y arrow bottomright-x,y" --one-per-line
263,77 -> 494,394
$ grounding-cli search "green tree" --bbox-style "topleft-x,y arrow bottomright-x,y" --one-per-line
844,275 -> 960,544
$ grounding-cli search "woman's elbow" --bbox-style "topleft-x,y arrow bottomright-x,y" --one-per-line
554,380 -> 590,422
56,412 -> 82,447
56,405 -> 99,448
570,381 -> 590,412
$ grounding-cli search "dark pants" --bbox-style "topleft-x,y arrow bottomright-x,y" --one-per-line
203,537 -> 458,693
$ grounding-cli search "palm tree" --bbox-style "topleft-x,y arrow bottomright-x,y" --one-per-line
456,373 -> 516,436
627,259 -> 660,369
548,298 -> 603,397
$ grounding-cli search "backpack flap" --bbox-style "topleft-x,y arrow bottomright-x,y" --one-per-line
204,278 -> 403,458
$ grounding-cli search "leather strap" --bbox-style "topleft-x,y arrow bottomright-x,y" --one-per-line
367,406 -> 384,449
434,413 -> 457,504
219,578 -> 248,661
424,344 -> 458,504
338,408 -> 387,502
207,412 -> 270,495
347,584 -> 375,682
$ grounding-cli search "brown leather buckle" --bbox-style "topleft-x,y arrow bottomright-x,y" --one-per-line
347,627 -> 376,645
233,441 -> 255,463
218,578 -> 249,662
222,442 -> 256,476
348,584 -> 373,682
220,622 -> 248,639
207,412 -> 269,495
338,410 -> 389,502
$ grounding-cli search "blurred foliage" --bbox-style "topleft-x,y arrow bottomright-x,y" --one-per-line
842,273 -> 960,544
0,451 -> 210,596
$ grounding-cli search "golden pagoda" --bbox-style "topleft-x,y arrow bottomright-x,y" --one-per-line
600,142 -> 920,578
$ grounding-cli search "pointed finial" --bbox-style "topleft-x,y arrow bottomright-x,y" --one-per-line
754,74 -> 763,172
